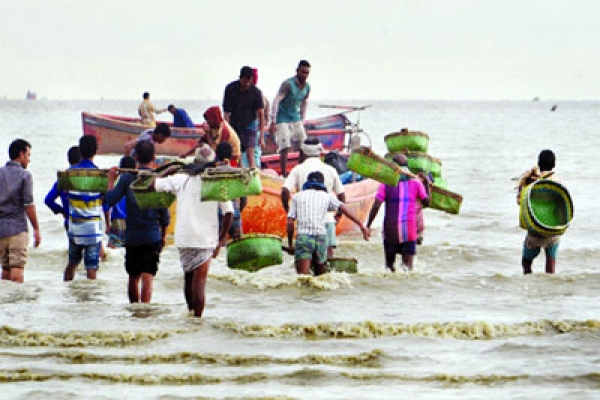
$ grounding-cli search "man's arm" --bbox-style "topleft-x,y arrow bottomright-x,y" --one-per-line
25,205 -> 41,248
366,199 -> 383,230
124,139 -> 137,156
257,108 -> 265,147
339,204 -> 370,241
213,211 -> 233,259
287,217 -> 295,249
44,182 -> 65,216
281,187 -> 291,213
269,81 -> 291,133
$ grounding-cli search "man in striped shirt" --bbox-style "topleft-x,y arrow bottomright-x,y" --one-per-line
287,172 -> 369,275
366,154 -> 430,272
63,136 -> 109,281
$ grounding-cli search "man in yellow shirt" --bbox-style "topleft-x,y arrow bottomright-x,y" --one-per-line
138,92 -> 166,127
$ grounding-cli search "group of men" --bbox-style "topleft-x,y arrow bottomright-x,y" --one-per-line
139,60 -> 312,174
0,58 -> 564,318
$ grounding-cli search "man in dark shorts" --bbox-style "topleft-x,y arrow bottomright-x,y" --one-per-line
222,66 -> 265,168
366,154 -> 430,272
105,140 -> 170,303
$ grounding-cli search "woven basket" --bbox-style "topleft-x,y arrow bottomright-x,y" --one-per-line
386,151 -> 442,178
227,234 -> 283,272
519,180 -> 573,237
57,169 -> 109,193
430,186 -> 463,215
433,177 -> 448,189
200,167 -> 262,202
348,147 -> 401,186
327,257 -> 358,274
131,173 -> 176,209
384,130 -> 429,153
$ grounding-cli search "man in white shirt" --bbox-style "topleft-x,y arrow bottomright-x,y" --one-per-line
282,138 -> 345,259
153,147 -> 233,317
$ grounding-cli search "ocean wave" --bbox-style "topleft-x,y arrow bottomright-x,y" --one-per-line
213,272 -> 354,290
1,368 -> 598,387
211,319 -> 600,340
0,348 -> 383,367
0,325 -> 196,347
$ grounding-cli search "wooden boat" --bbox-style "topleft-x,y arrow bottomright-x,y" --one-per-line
82,111 -> 351,156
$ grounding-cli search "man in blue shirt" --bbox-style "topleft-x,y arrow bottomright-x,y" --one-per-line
105,140 -> 170,303
167,104 -> 195,128
45,146 -> 81,230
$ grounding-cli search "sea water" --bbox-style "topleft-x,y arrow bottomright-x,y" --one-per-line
0,99 -> 598,399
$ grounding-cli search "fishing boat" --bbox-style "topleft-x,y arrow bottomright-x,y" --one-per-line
82,111 -> 351,156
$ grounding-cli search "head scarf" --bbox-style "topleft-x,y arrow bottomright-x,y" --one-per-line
194,144 -> 216,164
203,106 -> 223,129
252,68 -> 258,85
302,171 -> 328,192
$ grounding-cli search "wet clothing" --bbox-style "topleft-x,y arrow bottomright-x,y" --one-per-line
376,178 -> 428,244
67,159 -> 106,246
0,161 -> 34,238
104,171 -> 170,247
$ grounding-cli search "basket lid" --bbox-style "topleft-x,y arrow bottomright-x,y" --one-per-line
227,233 -> 282,245
384,131 -> 429,140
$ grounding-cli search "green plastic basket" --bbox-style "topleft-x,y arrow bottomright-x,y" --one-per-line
348,147 -> 401,187
57,169 -> 109,193
201,167 -> 262,202
327,257 -> 358,274
386,151 -> 442,178
384,130 -> 429,153
519,180 -> 573,237
227,234 -> 283,272
433,177 -> 448,189
131,173 -> 176,209
430,186 -> 463,215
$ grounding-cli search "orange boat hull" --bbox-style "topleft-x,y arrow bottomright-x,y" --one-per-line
241,172 -> 379,237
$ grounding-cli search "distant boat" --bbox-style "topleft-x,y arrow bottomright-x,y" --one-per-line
551,104 -> 558,112
532,97 -> 540,102
26,90 -> 37,100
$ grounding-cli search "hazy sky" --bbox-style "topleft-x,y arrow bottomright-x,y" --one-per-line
2,0 -> 599,100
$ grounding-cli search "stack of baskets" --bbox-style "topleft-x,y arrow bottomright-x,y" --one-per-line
383,128 -> 463,215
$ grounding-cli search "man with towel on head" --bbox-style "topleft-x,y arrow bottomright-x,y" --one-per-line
152,144 -> 233,317
287,171 -> 369,275
282,138 -> 345,260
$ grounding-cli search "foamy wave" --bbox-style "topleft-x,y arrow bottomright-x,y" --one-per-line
213,272 -> 354,290
2,368 -> 599,387
0,326 -> 196,347
0,348 -> 383,367
212,319 -> 600,340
